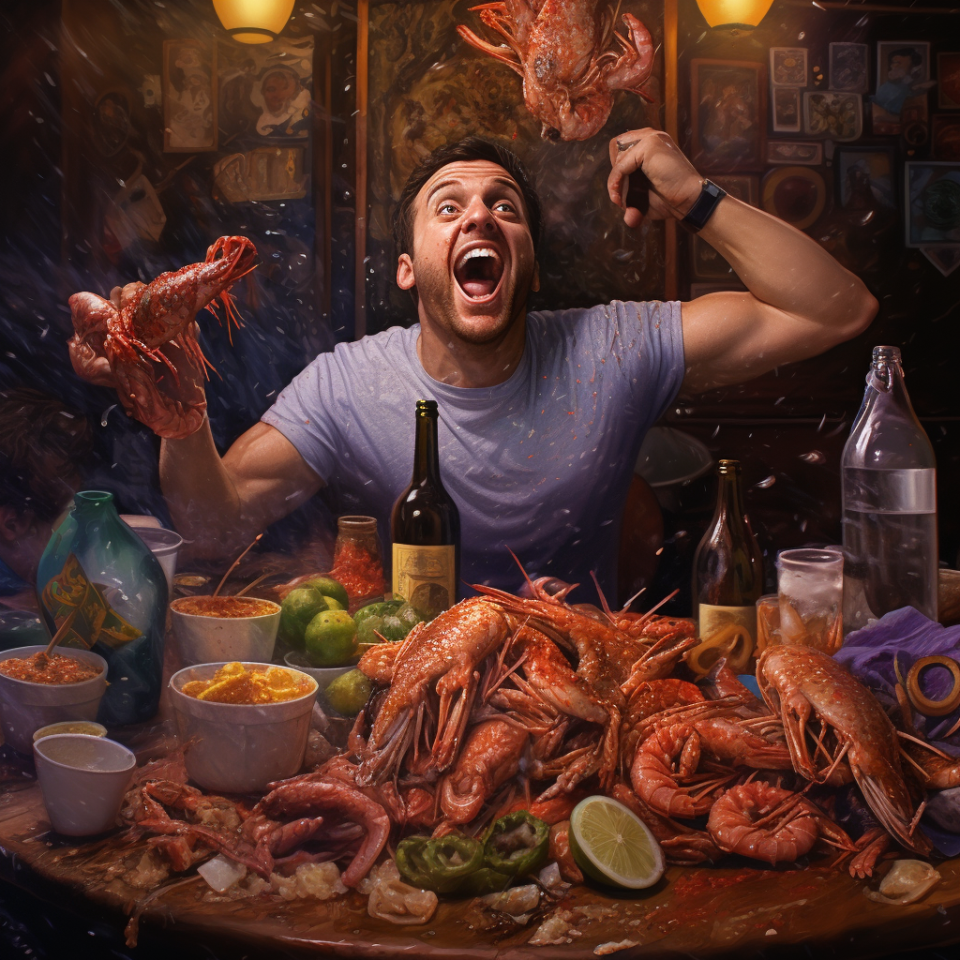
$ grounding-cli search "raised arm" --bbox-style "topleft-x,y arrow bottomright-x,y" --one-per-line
160,420 -> 323,559
607,129 -> 878,395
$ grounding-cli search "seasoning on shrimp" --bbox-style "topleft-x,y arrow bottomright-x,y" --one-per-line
0,652 -> 100,684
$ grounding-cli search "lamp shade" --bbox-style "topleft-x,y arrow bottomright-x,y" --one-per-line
694,0 -> 774,29
212,0 -> 295,44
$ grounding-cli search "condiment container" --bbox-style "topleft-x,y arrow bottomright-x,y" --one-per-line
330,515 -> 386,611
169,662 -> 317,793
132,526 -> 184,598
169,595 -> 280,666
36,491 -> 167,726
33,720 -> 108,741
33,734 -> 136,836
0,645 -> 108,754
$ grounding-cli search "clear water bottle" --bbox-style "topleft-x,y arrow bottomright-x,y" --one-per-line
841,346 -> 938,631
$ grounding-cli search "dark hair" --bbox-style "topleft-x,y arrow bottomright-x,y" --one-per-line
0,388 -> 91,523
890,48 -> 922,68
393,136 -> 542,260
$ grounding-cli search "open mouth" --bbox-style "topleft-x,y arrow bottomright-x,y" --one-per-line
454,246 -> 503,301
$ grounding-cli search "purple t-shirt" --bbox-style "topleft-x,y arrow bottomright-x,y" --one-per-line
262,301 -> 684,601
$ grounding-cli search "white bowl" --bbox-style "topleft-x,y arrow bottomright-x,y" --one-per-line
133,526 -> 183,598
169,596 -> 280,667
33,734 -> 136,836
33,720 -> 108,742
169,662 -> 317,794
0,646 -> 108,754
283,650 -> 359,713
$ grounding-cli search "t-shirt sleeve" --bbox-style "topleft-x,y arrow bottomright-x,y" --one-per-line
639,299 -> 684,424
261,352 -> 341,483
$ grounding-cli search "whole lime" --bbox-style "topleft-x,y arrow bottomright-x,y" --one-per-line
355,599 -> 403,625
356,615 -> 385,645
325,669 -> 373,716
305,609 -> 358,667
378,614 -> 408,643
396,602 -> 424,631
280,587 -> 330,648
304,576 -> 349,610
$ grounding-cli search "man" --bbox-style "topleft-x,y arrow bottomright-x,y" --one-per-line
81,129 -> 877,600
874,48 -> 925,117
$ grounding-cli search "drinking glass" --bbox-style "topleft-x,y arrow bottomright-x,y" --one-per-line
755,594 -> 781,653
776,549 -> 844,653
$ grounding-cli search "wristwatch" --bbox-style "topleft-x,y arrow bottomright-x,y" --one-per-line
680,179 -> 727,233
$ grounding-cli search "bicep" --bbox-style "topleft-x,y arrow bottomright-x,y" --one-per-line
679,292 -> 830,395
222,422 -> 324,528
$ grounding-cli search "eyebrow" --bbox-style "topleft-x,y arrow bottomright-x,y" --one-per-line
424,176 -> 523,206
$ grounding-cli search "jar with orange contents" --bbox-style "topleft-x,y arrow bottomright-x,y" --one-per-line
329,516 -> 386,611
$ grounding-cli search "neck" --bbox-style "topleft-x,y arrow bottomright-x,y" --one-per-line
416,315 -> 527,388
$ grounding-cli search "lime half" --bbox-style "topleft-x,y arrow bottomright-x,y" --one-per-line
569,796 -> 665,890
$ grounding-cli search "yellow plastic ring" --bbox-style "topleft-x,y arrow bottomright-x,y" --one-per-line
906,655 -> 960,717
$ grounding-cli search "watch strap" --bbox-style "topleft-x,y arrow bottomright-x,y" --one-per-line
681,179 -> 726,233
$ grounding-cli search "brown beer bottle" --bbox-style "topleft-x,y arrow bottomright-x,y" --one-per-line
390,400 -> 461,619
689,459 -> 764,674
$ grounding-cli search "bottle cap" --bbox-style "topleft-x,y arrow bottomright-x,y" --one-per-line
415,399 -> 438,415
872,345 -> 901,362
717,459 -> 741,474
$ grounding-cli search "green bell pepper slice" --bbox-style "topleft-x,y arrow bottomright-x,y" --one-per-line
395,834 -> 484,894
482,811 -> 550,877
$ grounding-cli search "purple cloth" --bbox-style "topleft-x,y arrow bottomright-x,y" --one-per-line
835,606 -> 960,855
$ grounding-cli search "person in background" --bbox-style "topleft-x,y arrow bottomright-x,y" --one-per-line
0,388 -> 92,610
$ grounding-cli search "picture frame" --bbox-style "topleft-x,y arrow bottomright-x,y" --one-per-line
213,147 -> 309,202
938,53 -> 960,110
770,48 -> 807,87
691,59 -> 766,173
829,43 -> 869,94
163,39 -> 217,152
712,175 -> 759,207
905,161 -> 960,247
874,42 -> 932,124
766,141 -> 823,165
803,91 -> 862,141
772,87 -> 801,133
835,146 -> 898,213
218,37 -> 314,148
932,115 -> 960,161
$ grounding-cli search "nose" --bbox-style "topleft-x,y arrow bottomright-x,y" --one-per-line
461,195 -> 496,234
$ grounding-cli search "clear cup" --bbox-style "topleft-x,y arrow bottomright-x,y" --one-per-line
776,548 -> 844,653
755,594 -> 781,653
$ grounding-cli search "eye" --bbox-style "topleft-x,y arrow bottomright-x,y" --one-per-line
437,202 -> 458,215
493,201 -> 515,213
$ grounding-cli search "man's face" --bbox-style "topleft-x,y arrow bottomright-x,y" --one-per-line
888,54 -> 912,80
396,160 -> 539,347
263,73 -> 297,113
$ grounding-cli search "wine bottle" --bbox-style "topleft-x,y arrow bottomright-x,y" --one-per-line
841,345 -> 938,631
391,400 -> 461,619
690,459 -> 764,674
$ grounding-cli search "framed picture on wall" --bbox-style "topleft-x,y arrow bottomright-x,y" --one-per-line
803,91 -> 862,141
163,40 -> 217,152
770,48 -> 807,87
932,115 -> 960,161
772,87 -> 801,133
939,53 -> 960,110
766,140 -> 823,165
691,59 -> 766,172
905,161 -> 960,247
713,175 -> 759,206
829,43 -> 868,94
835,146 -> 897,213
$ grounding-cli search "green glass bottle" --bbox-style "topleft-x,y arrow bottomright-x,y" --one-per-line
36,490 -> 168,725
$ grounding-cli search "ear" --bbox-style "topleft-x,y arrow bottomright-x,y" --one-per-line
531,260 -> 540,294
397,253 -> 416,291
0,506 -> 32,543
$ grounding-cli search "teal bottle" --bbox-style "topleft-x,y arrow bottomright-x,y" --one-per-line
36,491 -> 167,725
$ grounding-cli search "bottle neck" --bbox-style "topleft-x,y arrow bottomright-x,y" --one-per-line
412,411 -> 441,484
73,490 -> 117,517
714,469 -> 747,530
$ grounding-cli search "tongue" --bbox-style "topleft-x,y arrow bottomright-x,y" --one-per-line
461,278 -> 497,299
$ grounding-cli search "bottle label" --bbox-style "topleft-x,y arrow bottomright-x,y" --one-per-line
695,604 -> 757,671
392,544 -> 456,619
41,553 -> 142,650
843,468 -> 936,515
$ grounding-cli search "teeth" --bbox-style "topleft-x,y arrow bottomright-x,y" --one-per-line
457,247 -> 500,268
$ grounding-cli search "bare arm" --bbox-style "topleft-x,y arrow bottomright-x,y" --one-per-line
607,129 -> 878,394
160,420 -> 323,559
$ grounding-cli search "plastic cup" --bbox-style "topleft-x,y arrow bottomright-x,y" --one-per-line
133,526 -> 183,598
776,548 -> 844,653
33,734 -> 136,836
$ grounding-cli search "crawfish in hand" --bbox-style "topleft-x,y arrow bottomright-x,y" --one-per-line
68,236 -> 257,439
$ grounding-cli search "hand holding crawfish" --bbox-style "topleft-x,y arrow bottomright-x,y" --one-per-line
67,236 -> 257,439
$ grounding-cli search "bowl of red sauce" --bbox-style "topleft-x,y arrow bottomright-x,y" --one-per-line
0,645 -> 108,753
169,595 -> 281,668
